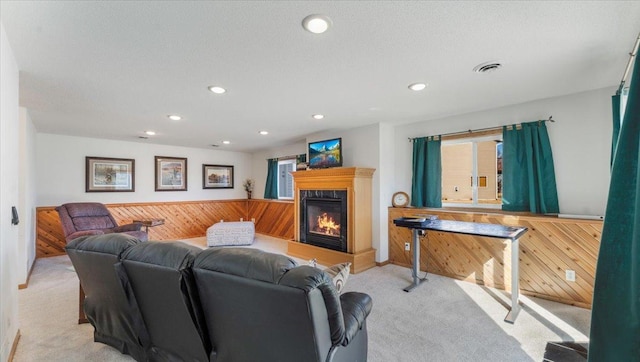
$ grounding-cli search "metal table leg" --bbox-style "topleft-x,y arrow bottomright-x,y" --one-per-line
504,237 -> 521,323
404,228 -> 427,292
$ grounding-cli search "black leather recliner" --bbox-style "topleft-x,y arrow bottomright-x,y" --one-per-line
192,247 -> 372,362
119,241 -> 210,361
56,202 -> 148,243
65,233 -> 148,361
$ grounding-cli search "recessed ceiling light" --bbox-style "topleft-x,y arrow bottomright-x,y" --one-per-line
222,140 -> 231,145
259,131 -> 269,135
208,86 -> 226,94
312,114 -> 324,120
408,83 -> 427,91
302,14 -> 332,34
145,130 -> 156,136
168,115 -> 182,121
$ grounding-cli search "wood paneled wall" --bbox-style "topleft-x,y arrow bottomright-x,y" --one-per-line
388,208 -> 601,308
36,199 -> 294,258
248,199 -> 294,240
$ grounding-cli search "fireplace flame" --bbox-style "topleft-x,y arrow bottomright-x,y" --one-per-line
316,212 -> 340,236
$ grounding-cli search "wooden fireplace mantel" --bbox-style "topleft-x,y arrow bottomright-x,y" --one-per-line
287,167 -> 376,273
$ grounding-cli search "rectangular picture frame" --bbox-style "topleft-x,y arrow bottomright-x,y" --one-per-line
86,156 -> 135,192
203,164 -> 234,189
155,156 -> 187,191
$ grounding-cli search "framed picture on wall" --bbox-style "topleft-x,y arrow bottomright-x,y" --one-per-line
155,156 -> 187,191
203,164 -> 234,189
86,156 -> 135,192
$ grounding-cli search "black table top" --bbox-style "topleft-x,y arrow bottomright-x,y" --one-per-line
393,217 -> 527,241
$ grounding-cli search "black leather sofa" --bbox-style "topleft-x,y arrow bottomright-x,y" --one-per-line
66,234 -> 372,362
66,233 -> 148,361
119,241 -> 211,361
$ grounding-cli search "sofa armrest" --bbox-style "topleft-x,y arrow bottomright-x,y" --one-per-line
339,292 -> 372,346
112,223 -> 143,232
68,230 -> 105,241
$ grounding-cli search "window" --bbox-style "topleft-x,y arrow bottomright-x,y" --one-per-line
277,159 -> 296,199
441,134 -> 502,208
620,86 -> 629,123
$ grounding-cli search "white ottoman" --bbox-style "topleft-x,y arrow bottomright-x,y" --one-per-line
207,221 -> 255,247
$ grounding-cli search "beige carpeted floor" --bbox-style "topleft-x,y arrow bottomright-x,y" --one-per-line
14,234 -> 591,361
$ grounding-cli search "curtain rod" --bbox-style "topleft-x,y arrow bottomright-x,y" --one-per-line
618,32 -> 640,94
408,116 -> 554,142
265,154 -> 302,161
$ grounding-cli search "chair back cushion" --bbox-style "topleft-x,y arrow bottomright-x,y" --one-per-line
193,248 -> 343,362
120,241 -> 210,362
65,233 -> 147,361
66,202 -> 117,230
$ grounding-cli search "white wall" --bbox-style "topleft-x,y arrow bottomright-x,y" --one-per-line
377,122 -> 395,262
306,124 -> 384,260
0,22 -> 20,362
36,134 -> 253,206
394,87 -> 614,217
18,108 -> 36,285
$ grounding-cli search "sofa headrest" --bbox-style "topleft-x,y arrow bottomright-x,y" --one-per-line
278,265 -> 332,289
65,233 -> 142,256
193,248 -> 297,284
121,241 -> 202,270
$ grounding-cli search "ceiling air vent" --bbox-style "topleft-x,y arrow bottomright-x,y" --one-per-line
473,61 -> 503,73
211,144 -> 220,147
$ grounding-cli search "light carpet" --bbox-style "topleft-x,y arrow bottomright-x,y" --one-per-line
14,234 -> 591,361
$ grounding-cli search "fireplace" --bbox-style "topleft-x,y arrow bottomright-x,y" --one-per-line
290,167 -> 376,274
299,190 -> 347,252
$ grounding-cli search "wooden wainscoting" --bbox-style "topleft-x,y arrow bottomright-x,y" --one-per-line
37,199 -> 294,258
388,208 -> 601,308
247,199 -> 294,240
37,200 -> 253,258
37,207 -> 69,257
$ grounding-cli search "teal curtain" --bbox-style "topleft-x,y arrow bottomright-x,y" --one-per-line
411,136 -> 442,207
502,122 -> 559,213
589,58 -> 640,361
611,94 -> 621,168
264,158 -> 278,199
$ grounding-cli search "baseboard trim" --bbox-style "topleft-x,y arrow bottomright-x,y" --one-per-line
8,329 -> 20,361
18,258 -> 36,289
376,260 -> 390,267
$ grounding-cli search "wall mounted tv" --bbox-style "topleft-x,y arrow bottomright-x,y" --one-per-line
308,138 -> 343,169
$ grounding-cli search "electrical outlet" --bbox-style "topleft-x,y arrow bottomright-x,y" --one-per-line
404,242 -> 410,251
565,270 -> 576,282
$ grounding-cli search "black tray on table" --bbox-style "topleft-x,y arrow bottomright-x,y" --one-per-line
393,215 -> 438,228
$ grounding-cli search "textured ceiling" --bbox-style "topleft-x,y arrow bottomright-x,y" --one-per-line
1,1 -> 639,152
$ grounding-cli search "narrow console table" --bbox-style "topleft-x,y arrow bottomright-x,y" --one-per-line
393,217 -> 528,323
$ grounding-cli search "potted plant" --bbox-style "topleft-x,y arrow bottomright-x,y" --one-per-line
243,179 -> 254,199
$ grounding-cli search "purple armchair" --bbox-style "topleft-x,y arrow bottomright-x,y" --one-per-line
56,202 -> 148,243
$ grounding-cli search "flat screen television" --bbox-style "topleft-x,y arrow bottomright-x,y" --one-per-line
308,138 -> 343,169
